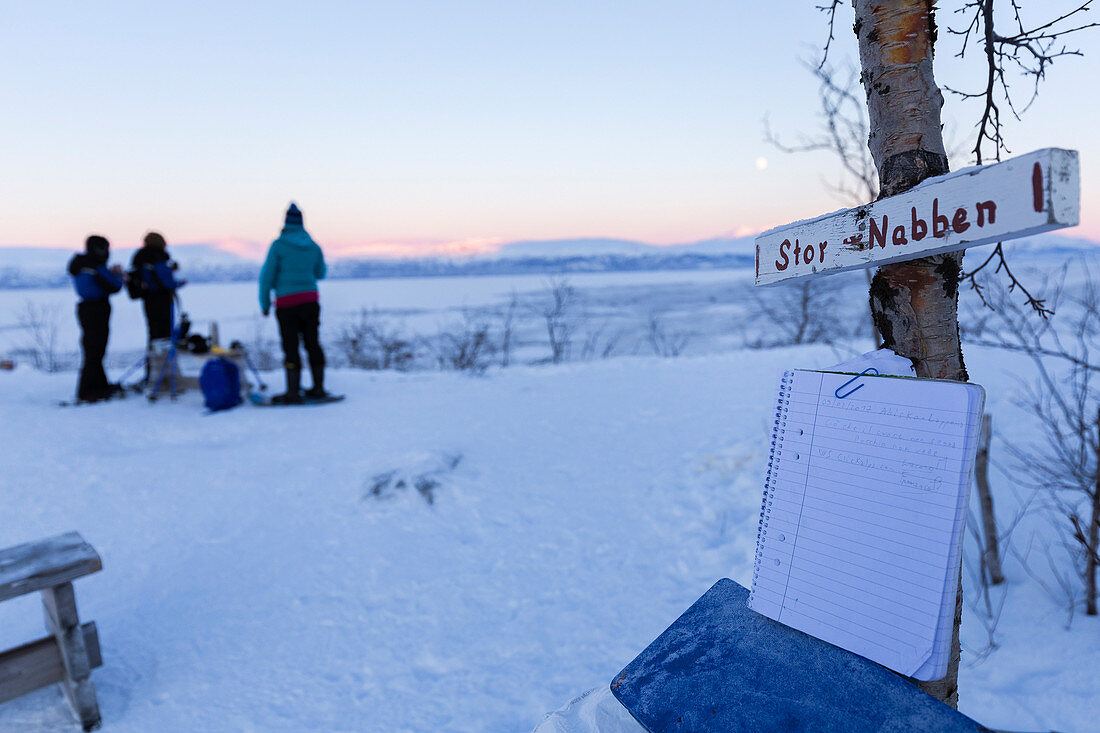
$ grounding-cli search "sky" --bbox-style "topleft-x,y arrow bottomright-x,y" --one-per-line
1,1 -> 1098,259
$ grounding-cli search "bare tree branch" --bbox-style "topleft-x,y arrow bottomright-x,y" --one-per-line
764,63 -> 879,206
946,0 -> 1099,164
950,2 -> 1096,317
817,1 -> 845,68
963,243 -> 1055,317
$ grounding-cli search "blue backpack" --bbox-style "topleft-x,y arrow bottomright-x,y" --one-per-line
199,358 -> 242,411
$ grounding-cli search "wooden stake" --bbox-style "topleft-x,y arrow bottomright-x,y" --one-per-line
974,414 -> 1005,585
1089,408 -> 1099,615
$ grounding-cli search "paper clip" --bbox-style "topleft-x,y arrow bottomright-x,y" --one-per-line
834,367 -> 879,399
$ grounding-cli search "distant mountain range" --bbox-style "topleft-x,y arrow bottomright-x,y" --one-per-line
0,236 -> 756,288
0,232 -> 1092,289
0,244 -> 261,288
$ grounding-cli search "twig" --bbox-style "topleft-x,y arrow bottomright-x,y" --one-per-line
962,243 -> 1054,317
817,1 -> 845,68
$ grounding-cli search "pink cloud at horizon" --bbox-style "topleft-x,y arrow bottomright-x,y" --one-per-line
203,236 -> 512,261
729,224 -> 771,238
326,237 -> 509,259
315,225 -> 774,259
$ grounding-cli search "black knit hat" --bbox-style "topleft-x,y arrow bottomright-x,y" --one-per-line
85,235 -> 110,261
143,231 -> 167,249
285,203 -> 303,228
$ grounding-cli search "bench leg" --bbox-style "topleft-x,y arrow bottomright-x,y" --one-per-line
42,583 -> 101,731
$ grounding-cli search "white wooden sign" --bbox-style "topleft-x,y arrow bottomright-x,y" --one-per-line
755,148 -> 1080,286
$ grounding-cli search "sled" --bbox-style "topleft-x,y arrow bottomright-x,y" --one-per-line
610,579 -> 986,733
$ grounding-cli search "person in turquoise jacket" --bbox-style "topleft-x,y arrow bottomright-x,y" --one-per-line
259,203 -> 328,404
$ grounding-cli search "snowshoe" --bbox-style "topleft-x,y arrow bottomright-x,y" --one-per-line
253,392 -> 345,407
271,392 -> 304,405
303,392 -> 345,405
58,384 -> 131,407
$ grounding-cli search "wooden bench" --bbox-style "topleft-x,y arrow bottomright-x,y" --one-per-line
0,532 -> 103,731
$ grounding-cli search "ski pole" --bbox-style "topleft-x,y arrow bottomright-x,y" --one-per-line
240,349 -> 268,392
115,353 -> 147,388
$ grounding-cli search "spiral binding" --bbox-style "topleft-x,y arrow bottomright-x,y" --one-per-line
750,370 -> 793,602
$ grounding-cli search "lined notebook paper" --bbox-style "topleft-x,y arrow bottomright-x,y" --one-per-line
749,369 -> 985,680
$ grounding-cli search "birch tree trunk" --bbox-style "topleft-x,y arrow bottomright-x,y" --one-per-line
854,0 -> 966,707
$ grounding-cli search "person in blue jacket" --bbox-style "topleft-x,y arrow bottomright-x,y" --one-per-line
259,203 -> 328,404
130,231 -> 184,344
67,235 -> 125,402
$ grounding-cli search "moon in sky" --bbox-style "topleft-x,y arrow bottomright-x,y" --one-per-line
755,156 -> 768,171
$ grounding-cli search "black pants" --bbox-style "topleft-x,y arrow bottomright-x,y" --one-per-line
276,302 -> 325,371
76,299 -> 111,401
143,292 -> 173,342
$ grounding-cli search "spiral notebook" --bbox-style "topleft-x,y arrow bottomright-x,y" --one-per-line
749,369 -> 985,680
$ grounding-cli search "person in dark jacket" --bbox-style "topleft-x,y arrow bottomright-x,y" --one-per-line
68,235 -> 125,402
130,231 -> 183,343
259,203 -> 328,404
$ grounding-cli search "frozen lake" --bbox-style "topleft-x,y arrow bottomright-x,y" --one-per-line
0,266 -> 877,376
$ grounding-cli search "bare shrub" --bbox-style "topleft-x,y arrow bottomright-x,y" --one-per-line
336,308 -> 417,371
1013,536 -> 1084,628
17,301 -> 68,372
538,276 -> 577,364
646,312 -> 691,357
746,277 -> 854,348
962,509 -> 1009,663
435,310 -> 496,373
962,481 -> 1033,660
576,322 -> 623,361
969,265 -> 1100,617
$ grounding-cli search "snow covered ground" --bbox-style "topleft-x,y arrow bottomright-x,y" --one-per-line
0,269 -> 769,371
0,268 -> 1098,732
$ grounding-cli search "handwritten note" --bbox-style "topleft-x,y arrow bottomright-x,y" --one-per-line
750,370 -> 984,679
